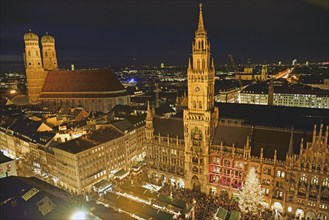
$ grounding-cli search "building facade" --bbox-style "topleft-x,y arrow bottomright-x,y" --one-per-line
239,79 -> 329,109
0,114 -> 145,195
145,4 -> 329,219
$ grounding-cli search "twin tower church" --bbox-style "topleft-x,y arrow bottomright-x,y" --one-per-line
23,31 -> 130,112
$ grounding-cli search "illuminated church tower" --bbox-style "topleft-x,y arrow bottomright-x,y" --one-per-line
184,4 -> 219,193
24,30 -> 47,104
41,32 -> 58,71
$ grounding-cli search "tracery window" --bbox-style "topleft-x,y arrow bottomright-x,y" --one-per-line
300,174 -> 307,183
311,176 -> 319,186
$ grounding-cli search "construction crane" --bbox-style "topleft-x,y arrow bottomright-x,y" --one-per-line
228,54 -> 243,87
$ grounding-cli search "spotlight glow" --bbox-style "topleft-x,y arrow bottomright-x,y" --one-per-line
71,211 -> 86,220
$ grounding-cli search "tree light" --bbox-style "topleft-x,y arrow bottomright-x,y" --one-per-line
71,211 -> 86,220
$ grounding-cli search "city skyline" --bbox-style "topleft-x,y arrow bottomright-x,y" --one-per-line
1,2 -> 328,220
0,0 -> 328,72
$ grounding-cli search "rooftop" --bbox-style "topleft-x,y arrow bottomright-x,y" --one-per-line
241,79 -> 329,96
0,151 -> 13,163
40,68 -> 127,97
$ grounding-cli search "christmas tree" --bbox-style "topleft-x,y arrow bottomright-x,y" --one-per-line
238,167 -> 265,218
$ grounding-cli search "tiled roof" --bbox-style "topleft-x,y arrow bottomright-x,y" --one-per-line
0,176 -> 74,220
126,115 -> 146,128
54,137 -> 97,154
212,125 -> 251,147
112,119 -> 135,133
8,118 -> 44,139
217,102 -> 329,131
41,69 -> 126,93
251,128 -> 312,161
212,124 -> 313,161
153,117 -> 184,138
88,127 -> 123,143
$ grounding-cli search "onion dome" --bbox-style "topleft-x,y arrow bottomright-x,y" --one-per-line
41,32 -> 55,43
24,29 -> 39,41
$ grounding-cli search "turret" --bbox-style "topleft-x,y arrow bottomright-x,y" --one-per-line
146,101 -> 153,129
274,150 -> 277,164
145,101 -> 154,136
299,138 -> 304,156
287,127 -> 294,158
188,58 -> 192,70
41,32 -> 58,70
312,124 -> 317,143
24,30 -> 43,70
325,126 -> 328,147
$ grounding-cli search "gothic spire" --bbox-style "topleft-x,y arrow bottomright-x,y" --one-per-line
196,3 -> 206,35
287,127 -> 294,157
146,101 -> 152,120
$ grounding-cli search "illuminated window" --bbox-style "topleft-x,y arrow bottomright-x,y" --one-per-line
277,170 -> 281,177
300,174 -> 307,183
263,188 -> 269,195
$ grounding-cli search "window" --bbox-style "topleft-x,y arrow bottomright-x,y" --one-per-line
224,160 -> 230,167
279,191 -> 283,198
277,170 -> 281,177
264,188 -> 269,195
300,174 -> 307,183
311,176 -> 319,185
263,167 -> 271,175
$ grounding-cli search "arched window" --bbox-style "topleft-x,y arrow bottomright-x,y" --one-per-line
36,51 -> 38,56
202,59 -> 205,69
311,176 -> 318,185
28,51 -> 31,56
197,59 -> 200,70
323,178 -> 329,187
300,174 -> 307,183
45,51 -> 48,57
199,101 -> 202,109
193,101 -> 196,108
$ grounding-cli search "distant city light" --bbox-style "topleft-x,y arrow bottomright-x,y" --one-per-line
9,89 -> 16,94
128,78 -> 136,83
71,211 -> 86,220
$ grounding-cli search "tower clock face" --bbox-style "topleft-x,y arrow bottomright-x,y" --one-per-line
195,86 -> 200,92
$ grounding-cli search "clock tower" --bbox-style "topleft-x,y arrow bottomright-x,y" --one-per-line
184,3 -> 218,193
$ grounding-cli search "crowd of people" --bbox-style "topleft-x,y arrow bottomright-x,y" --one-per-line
110,168 -> 278,219
159,183 -> 239,220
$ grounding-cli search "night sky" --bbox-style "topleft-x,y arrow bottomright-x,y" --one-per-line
0,0 -> 328,72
